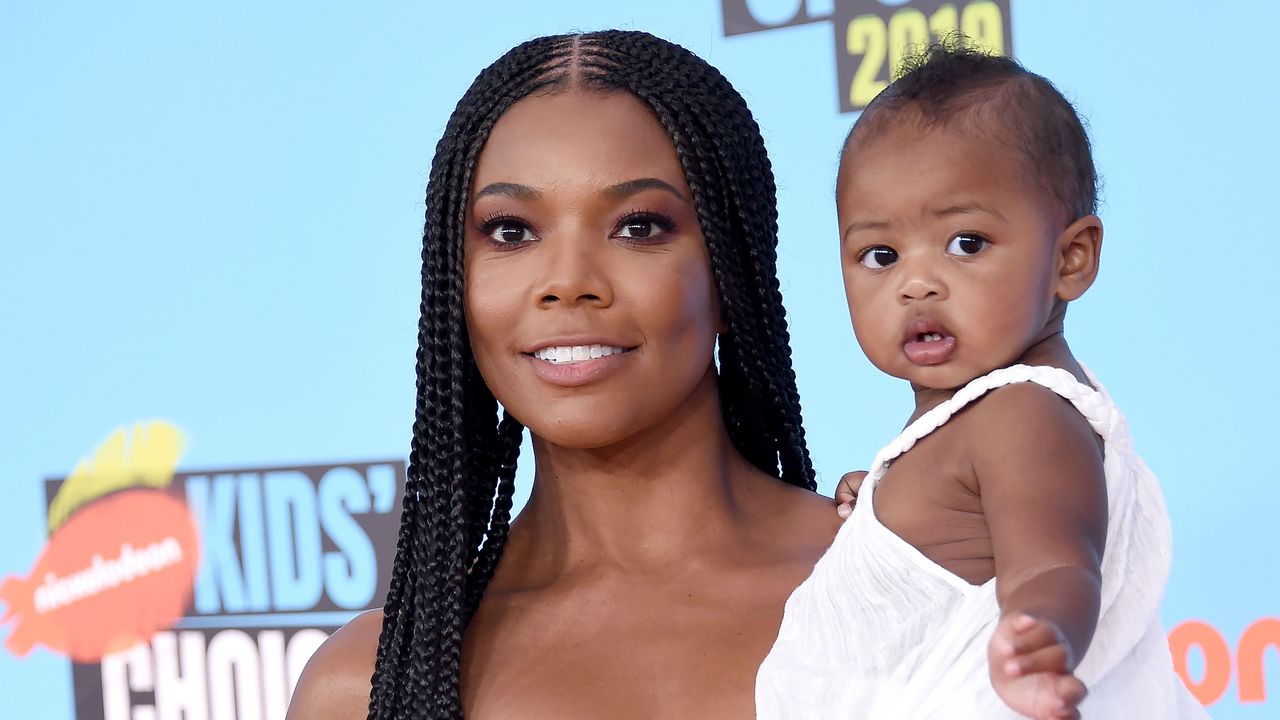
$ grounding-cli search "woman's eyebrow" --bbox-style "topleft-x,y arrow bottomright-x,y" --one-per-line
473,179 -> 687,202
475,182 -> 537,199
604,178 -> 687,202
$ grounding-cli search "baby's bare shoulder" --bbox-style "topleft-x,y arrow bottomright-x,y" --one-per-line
961,380 -> 1097,449
286,609 -> 382,720
955,380 -> 1105,508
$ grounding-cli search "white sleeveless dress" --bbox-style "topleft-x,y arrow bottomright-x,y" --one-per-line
756,365 -> 1207,719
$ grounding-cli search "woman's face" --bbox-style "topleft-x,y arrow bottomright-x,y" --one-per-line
463,90 -> 721,449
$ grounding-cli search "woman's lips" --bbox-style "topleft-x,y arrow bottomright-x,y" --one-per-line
524,342 -> 637,387
532,343 -> 627,363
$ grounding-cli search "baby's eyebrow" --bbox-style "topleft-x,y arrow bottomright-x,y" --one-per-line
929,202 -> 1007,221
843,220 -> 889,240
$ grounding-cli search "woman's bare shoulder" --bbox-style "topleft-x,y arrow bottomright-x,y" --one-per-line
286,609 -> 383,720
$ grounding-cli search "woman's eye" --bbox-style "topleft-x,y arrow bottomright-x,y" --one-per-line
613,214 -> 674,242
484,220 -> 535,246
858,246 -> 898,269
618,220 -> 657,239
946,234 -> 989,256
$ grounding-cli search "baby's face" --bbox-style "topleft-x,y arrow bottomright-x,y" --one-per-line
837,122 -> 1067,390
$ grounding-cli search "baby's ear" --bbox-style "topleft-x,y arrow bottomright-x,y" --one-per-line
1055,215 -> 1103,301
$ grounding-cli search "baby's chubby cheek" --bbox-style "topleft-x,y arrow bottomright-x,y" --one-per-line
848,309 -> 901,377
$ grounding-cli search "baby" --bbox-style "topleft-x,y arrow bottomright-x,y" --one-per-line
756,44 -> 1206,719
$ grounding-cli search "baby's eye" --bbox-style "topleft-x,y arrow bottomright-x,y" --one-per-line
858,246 -> 899,269
482,219 -> 535,246
946,234 -> 989,257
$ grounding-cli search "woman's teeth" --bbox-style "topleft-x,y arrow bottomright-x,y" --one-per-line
533,344 -> 626,364
918,332 -> 945,342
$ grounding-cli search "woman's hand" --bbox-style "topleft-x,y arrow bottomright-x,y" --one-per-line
988,613 -> 1087,720
835,470 -> 867,518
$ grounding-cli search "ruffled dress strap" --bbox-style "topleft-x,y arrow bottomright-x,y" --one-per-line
863,363 -> 1112,492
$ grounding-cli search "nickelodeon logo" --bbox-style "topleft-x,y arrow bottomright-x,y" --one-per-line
1,420 -> 405,720
1,422 -> 199,662
1170,618 -> 1280,706
33,538 -> 184,615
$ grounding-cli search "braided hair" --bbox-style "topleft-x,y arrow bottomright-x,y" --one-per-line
369,30 -> 815,719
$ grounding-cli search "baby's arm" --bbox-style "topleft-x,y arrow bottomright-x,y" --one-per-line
969,383 -> 1107,719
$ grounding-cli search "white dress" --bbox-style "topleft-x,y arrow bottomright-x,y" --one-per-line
756,364 -> 1208,719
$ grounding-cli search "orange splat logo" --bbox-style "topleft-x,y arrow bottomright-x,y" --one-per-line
0,421 -> 200,662
1,490 -> 199,661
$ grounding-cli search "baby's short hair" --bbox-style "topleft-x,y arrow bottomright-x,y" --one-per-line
846,40 -> 1098,222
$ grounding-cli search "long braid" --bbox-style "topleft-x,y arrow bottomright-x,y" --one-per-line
460,363 -> 498,566
579,31 -> 816,488
370,30 -> 817,720
369,35 -> 577,720
463,413 -> 523,618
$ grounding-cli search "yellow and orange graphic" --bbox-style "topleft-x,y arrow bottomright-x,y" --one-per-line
720,0 -> 1014,113
1,421 -> 200,662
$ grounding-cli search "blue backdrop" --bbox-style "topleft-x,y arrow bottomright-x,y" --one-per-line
3,1 -> 1275,717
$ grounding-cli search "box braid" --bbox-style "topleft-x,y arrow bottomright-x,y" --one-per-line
369,30 -> 815,720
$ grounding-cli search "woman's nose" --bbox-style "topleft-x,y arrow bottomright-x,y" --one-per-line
535,233 -> 613,308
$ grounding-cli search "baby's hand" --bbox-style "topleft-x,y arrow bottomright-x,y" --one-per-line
988,614 -> 1087,720
835,470 -> 867,518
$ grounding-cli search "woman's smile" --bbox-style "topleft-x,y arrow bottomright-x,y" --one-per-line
524,339 -> 640,387
531,343 -> 632,364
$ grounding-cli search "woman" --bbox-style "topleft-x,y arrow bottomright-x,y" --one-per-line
288,30 -> 839,719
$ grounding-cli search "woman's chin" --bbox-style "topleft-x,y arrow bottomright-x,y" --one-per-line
522,412 -> 650,452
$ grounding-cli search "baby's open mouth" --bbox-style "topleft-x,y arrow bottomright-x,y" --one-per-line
902,320 -> 957,366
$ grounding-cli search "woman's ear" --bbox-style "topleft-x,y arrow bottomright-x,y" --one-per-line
1055,214 -> 1103,301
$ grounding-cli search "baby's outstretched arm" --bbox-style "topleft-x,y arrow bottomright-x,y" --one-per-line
969,382 -> 1107,720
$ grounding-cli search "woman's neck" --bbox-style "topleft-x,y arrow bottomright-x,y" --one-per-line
506,368 -> 773,578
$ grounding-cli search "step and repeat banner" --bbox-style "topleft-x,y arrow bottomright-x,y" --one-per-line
2,1 -> 1275,718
